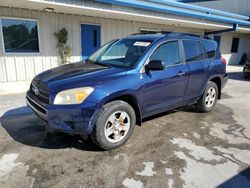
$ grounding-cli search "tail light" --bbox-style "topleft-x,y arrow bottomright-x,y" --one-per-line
221,57 -> 227,65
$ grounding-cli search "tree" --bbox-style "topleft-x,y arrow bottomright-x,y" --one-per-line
54,28 -> 72,65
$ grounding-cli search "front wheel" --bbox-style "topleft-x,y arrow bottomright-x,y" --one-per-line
91,100 -> 136,150
196,81 -> 218,112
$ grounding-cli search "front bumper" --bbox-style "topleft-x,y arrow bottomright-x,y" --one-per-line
26,91 -> 101,135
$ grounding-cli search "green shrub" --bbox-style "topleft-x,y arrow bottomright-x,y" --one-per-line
54,28 -> 72,65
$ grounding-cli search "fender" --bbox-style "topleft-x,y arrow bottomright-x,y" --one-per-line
201,74 -> 223,99
99,90 -> 143,126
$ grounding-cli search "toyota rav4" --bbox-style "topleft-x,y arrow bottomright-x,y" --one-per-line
26,33 -> 228,150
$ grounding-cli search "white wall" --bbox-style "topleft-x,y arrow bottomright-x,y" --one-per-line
213,33 -> 250,65
0,7 -> 204,82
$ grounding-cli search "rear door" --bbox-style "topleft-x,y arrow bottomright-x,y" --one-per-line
142,40 -> 189,116
202,40 -> 220,77
182,40 -> 207,100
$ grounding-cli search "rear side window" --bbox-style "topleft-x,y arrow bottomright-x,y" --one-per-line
203,40 -> 217,59
183,40 -> 204,62
150,41 -> 181,66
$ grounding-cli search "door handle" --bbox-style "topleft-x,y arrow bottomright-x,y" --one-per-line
177,71 -> 186,76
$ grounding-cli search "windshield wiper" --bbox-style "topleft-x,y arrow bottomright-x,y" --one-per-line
86,59 -> 111,67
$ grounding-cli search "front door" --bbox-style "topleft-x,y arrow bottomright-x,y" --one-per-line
143,41 -> 189,116
81,24 -> 101,60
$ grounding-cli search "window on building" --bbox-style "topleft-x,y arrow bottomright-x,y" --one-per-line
231,37 -> 240,53
202,40 -> 218,59
1,18 -> 39,53
150,41 -> 181,66
183,40 -> 204,62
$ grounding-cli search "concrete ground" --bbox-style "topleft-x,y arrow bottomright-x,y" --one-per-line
0,66 -> 250,188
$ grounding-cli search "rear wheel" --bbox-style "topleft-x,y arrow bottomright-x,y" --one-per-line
197,81 -> 218,112
91,100 -> 136,150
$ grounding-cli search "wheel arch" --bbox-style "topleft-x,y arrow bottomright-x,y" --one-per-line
103,94 -> 142,126
209,76 -> 222,99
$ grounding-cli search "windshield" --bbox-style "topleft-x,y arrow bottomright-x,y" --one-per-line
87,38 -> 152,68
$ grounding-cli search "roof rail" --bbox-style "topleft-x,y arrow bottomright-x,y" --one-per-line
128,31 -> 211,40
129,32 -> 162,35
162,31 -> 211,39
129,33 -> 146,35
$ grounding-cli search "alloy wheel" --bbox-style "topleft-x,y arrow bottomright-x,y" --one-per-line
104,111 -> 131,143
205,87 -> 216,108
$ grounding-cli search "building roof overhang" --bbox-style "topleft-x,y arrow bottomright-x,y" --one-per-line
1,0 -> 250,34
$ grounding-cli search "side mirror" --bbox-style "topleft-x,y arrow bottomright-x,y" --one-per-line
145,60 -> 165,71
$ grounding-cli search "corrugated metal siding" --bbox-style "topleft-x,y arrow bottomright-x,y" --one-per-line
191,0 -> 250,16
0,7 -> 205,82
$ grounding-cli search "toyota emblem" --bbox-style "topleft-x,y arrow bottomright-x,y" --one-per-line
32,85 -> 39,96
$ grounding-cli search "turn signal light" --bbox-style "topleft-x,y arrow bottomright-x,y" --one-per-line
221,57 -> 227,65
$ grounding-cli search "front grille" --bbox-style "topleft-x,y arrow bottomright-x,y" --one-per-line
26,94 -> 48,123
31,80 -> 50,104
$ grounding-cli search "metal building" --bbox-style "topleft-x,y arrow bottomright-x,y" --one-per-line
0,0 -> 250,84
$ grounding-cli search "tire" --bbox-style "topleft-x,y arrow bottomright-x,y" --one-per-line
91,100 -> 136,150
196,81 -> 218,112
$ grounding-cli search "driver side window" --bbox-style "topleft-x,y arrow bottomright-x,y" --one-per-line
150,41 -> 181,67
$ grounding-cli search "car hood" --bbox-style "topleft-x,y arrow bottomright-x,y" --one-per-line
33,62 -> 126,92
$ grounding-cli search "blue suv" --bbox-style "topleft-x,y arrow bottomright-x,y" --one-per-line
26,33 -> 228,150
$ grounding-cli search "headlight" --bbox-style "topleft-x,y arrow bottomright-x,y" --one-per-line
54,87 -> 94,105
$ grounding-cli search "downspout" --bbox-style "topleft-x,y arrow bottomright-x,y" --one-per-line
205,24 -> 239,35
